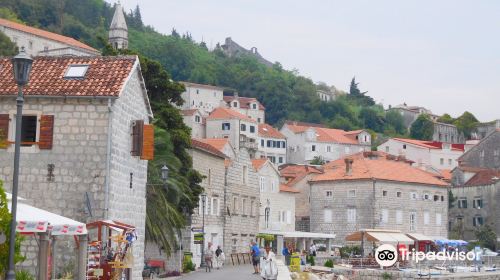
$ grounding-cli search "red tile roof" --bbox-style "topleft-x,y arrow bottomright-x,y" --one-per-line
251,158 -> 268,171
280,164 -> 323,187
0,56 -> 136,97
224,96 -> 265,110
259,123 -> 285,139
439,169 -> 452,182
464,169 -> 500,186
284,121 -> 365,144
279,184 -> 300,193
206,107 -> 256,123
392,138 -> 465,152
0,18 -> 98,52
181,81 -> 224,91
191,138 -> 228,158
313,152 -> 448,186
181,109 -> 199,116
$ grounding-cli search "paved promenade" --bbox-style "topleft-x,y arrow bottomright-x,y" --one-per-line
180,265 -> 262,280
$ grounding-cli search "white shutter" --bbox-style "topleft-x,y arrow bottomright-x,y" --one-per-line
286,211 -> 292,224
381,209 -> 388,224
424,211 -> 429,225
324,209 -> 332,223
436,213 -> 442,225
396,210 -> 403,224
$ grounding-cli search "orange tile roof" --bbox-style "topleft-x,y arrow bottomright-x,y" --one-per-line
0,56 -> 136,97
279,184 -> 300,193
191,138 -> 228,158
259,123 -> 285,139
464,169 -> 500,186
181,109 -> 199,116
439,169 -> 452,182
251,158 -> 268,171
224,96 -> 265,110
280,164 -> 323,187
206,107 -> 256,123
313,152 -> 448,186
0,18 -> 98,52
285,121 -> 364,144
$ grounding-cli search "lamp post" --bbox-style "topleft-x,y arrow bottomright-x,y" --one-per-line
161,165 -> 169,189
264,199 -> 270,229
7,48 -> 33,280
200,192 -> 207,268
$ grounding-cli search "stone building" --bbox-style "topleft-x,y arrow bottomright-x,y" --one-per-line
279,164 -> 323,232
474,119 -> 500,140
309,152 -> 449,246
281,121 -> 371,164
256,123 -> 287,165
317,89 -> 336,102
178,82 -> 225,116
223,93 -> 265,123
0,18 -> 100,57
221,37 -> 273,67
433,122 -> 464,144
181,109 -> 205,138
378,138 -> 465,170
0,56 -> 153,279
388,104 -> 438,128
109,3 -> 128,50
253,159 -> 298,233
455,129 -> 500,172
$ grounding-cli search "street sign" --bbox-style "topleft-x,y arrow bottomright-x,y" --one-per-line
191,227 -> 204,233
194,233 -> 204,244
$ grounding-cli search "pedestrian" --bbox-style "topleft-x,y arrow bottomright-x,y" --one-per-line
204,242 -> 214,272
215,245 -> 224,269
282,244 -> 291,266
250,241 -> 261,274
310,243 -> 317,257
260,246 -> 278,280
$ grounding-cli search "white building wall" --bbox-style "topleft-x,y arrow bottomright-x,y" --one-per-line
256,137 -> 287,165
182,114 -> 206,139
180,85 -> 224,116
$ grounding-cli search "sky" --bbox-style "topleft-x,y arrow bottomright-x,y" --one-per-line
111,0 -> 500,122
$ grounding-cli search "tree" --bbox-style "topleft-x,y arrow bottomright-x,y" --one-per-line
359,107 -> 384,132
475,224 -> 497,250
348,77 -> 375,106
310,156 -> 325,165
453,111 -> 479,139
437,113 -> 454,124
171,28 -> 180,39
133,5 -> 142,26
0,31 -> 17,56
385,110 -> 406,135
410,114 -> 434,140
0,181 -> 25,274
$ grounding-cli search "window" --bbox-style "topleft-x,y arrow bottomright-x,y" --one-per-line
436,213 -> 442,226
44,46 -> 49,52
250,201 -> 255,216
348,190 -> 356,197
282,141 -> 286,148
396,192 -> 402,198
440,158 -> 444,165
271,181 -> 276,192
382,190 -> 387,197
195,115 -> 201,123
381,209 -> 388,224
281,211 -> 286,223
252,104 -> 257,109
196,89 -> 199,94
458,198 -> 467,209
448,159 -> 452,165
472,198 -> 483,209
29,40 -> 33,49
345,147 -> 350,154
273,141 -> 277,148
199,101 -> 203,106
259,176 -> 265,192
385,146 -> 389,153
286,211 -> 292,224
267,140 -> 272,147
278,157 -> 283,164
403,144 -> 407,149
211,197 -> 220,216
324,209 -> 332,223
250,126 -> 255,133
473,216 -> 484,227
233,197 -> 238,214
261,139 -> 264,147
327,146 -> 331,152
267,156 -> 276,163
312,145 -> 316,152
222,123 -> 230,130
242,166 -> 248,184
64,65 -> 89,78
410,192 -> 418,200
242,198 -> 247,215
241,124 -> 246,131
20,116 -> 37,146
233,102 -> 238,107
347,208 -> 356,223
396,210 -> 403,225
213,92 -> 217,97
441,196 -> 444,201
409,212 -> 417,231
434,195 -> 439,201
424,211 -> 430,225
326,191 -> 333,197
423,193 -> 430,200
207,169 -> 211,186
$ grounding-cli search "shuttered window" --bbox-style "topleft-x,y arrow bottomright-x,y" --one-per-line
141,124 -> 154,160
131,120 -> 144,156
0,114 -> 9,149
131,120 -> 154,160
39,115 -> 54,149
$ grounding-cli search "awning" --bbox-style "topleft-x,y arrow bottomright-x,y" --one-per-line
406,233 -> 433,241
346,229 -> 413,244
260,230 -> 335,239
7,193 -> 87,235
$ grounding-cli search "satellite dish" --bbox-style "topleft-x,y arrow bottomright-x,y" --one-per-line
0,231 -> 6,244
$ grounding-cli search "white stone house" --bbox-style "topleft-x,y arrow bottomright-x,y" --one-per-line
224,93 -> 265,123
178,82 -> 225,116
309,152 -> 449,247
317,89 -> 336,102
181,109 -> 205,139
252,159 -> 297,233
256,123 -> 287,166
378,138 -> 465,171
206,107 -> 259,156
0,56 -> 153,279
0,18 -> 100,57
280,121 -> 371,164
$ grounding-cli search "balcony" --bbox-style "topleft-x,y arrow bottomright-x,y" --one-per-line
242,141 -> 258,150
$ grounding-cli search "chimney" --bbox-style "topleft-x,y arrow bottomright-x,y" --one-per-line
345,158 -> 353,176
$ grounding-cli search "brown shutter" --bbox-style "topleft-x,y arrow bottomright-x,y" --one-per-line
39,115 -> 54,149
0,114 -> 9,149
141,124 -> 154,160
131,120 -> 144,156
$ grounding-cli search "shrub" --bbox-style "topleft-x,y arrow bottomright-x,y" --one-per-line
324,259 -> 334,268
16,270 -> 34,280
339,245 -> 361,258
381,272 -> 393,280
182,259 -> 196,273
306,255 -> 315,266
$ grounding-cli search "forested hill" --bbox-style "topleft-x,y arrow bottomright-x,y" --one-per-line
0,0 -> 480,142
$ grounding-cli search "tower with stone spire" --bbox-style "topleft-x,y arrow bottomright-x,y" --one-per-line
109,2 -> 128,49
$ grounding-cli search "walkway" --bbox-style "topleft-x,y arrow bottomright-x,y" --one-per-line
180,265 -> 262,280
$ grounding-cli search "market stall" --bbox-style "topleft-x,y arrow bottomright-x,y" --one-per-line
406,233 -> 434,252
346,229 -> 413,257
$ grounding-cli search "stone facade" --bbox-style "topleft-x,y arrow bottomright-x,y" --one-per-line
310,180 -> 448,246
475,119 -> 500,140
221,37 -> 273,67
109,3 -> 128,50
0,61 -> 150,279
224,94 -> 265,124
457,130 -> 500,169
205,114 -> 258,153
433,122 -> 464,144
181,109 -> 205,139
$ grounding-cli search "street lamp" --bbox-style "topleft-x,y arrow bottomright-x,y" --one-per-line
7,48 -> 33,280
161,165 -> 169,182
200,192 -> 207,268
265,199 -> 271,229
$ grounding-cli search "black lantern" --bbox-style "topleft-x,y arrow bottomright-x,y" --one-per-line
160,165 -> 169,182
11,47 -> 33,86
201,192 -> 207,203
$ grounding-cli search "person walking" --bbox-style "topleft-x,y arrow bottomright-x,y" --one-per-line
250,241 -> 261,274
282,244 -> 291,266
309,243 -> 317,257
260,246 -> 278,280
204,242 -> 214,272
215,245 -> 224,269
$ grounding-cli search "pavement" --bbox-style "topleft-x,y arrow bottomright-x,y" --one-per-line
179,264 -> 263,280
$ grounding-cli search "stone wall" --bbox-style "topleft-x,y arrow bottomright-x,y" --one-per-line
433,122 -> 464,144
458,131 -> 500,169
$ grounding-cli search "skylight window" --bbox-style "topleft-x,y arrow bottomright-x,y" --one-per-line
64,65 -> 89,78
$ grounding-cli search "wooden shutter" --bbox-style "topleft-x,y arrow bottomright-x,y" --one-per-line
0,114 -> 9,149
141,124 -> 154,160
131,120 -> 144,156
39,115 -> 54,149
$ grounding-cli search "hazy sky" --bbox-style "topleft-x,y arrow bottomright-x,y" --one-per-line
111,0 -> 500,122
